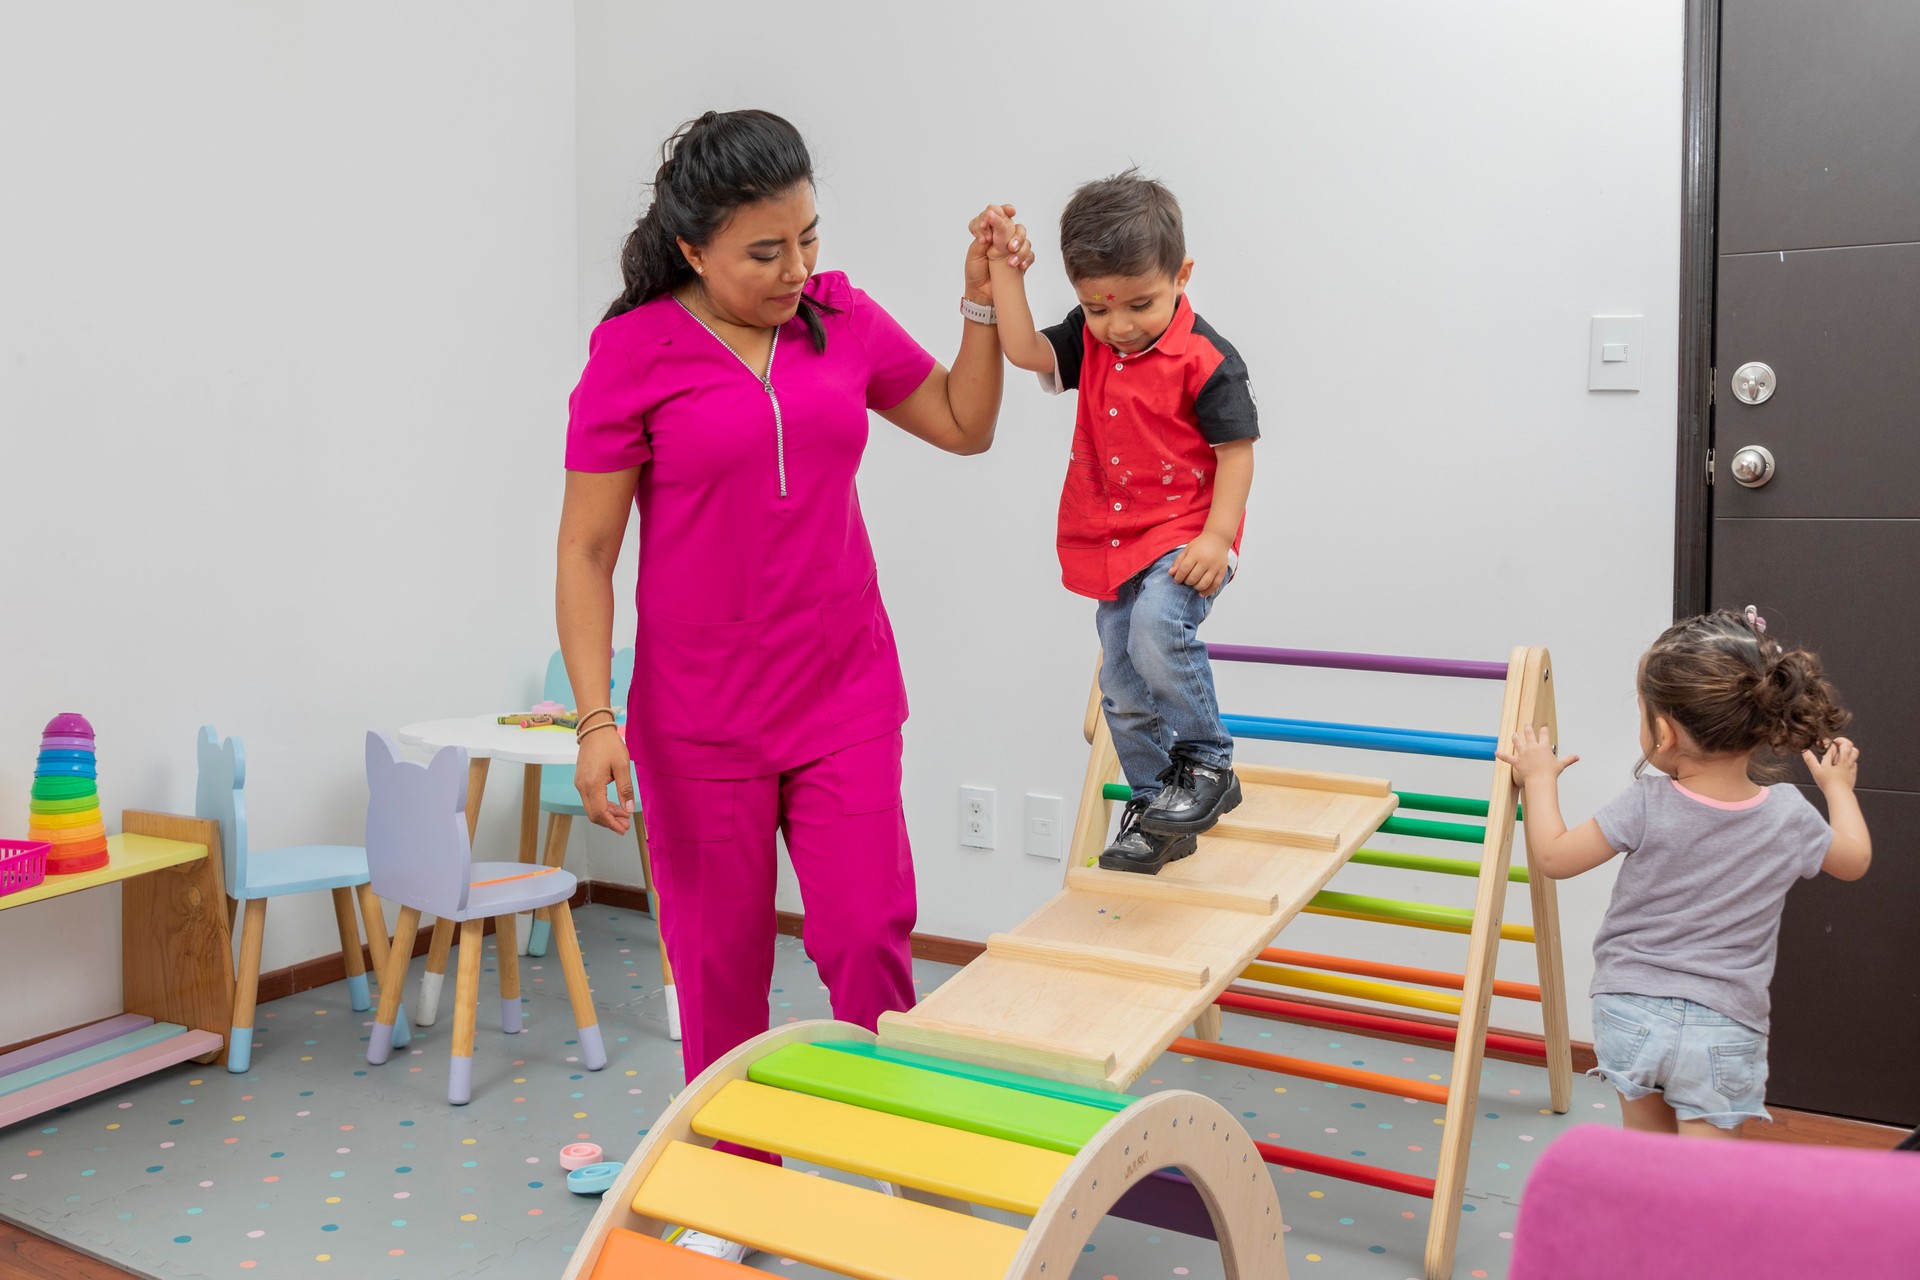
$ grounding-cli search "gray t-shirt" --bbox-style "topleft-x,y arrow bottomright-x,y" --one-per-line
1590,775 -> 1831,1032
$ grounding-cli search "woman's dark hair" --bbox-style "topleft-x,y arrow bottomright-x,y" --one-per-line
603,109 -> 834,350
1638,609 -> 1849,779
1058,167 -> 1185,285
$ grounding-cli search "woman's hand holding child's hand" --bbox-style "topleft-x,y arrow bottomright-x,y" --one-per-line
1170,532 -> 1233,597
1497,724 -> 1580,787
966,205 -> 1033,302
1804,736 -> 1860,793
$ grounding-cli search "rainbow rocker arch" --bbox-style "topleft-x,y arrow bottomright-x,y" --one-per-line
567,643 -> 1566,1280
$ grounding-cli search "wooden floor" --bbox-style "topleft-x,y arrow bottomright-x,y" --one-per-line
0,1222 -> 133,1280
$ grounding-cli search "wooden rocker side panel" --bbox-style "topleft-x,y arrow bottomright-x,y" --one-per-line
1007,1089 -> 1288,1280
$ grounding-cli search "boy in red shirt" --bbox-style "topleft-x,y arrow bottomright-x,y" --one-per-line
982,171 -> 1258,873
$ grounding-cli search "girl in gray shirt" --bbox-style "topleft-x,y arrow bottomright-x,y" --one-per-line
1498,609 -> 1871,1137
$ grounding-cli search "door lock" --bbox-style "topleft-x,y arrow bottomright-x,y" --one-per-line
1730,444 -> 1776,488
1730,361 -> 1776,405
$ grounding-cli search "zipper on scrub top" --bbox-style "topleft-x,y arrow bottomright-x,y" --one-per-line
676,300 -> 788,498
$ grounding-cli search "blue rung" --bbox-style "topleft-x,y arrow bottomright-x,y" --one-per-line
1225,713 -> 1497,746
1220,716 -> 1499,761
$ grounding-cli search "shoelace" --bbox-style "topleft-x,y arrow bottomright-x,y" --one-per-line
1156,754 -> 1198,797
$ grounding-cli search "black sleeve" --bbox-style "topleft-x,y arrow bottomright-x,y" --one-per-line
1194,349 -> 1261,445
1039,307 -> 1086,391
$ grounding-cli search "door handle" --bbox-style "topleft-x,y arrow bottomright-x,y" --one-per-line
1730,445 -> 1775,488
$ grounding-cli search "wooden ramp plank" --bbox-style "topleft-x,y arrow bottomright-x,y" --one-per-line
0,1015 -> 154,1078
692,1079 -> 1071,1215
631,1141 -> 1024,1280
747,1043 -> 1110,1154
0,1023 -> 191,1097
589,1227 -> 761,1278
889,770 -> 1397,1090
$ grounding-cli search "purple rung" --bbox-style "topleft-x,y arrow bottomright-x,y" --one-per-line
1207,644 -> 1509,681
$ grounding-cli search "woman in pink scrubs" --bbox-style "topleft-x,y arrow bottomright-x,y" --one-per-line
556,110 -> 1027,1162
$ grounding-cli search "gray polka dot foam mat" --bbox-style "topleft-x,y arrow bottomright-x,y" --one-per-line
0,907 -> 1616,1278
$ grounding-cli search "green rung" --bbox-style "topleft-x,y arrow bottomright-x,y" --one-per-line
748,1043 -> 1112,1155
1377,815 -> 1486,843
1308,890 -> 1473,930
817,1041 -> 1134,1112
1394,790 -> 1523,821
1350,847 -> 1529,883
1102,783 -> 1130,801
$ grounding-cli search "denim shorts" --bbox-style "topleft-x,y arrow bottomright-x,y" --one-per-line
1589,992 -> 1771,1128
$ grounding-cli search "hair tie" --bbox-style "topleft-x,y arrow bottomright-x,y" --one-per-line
1744,605 -> 1767,634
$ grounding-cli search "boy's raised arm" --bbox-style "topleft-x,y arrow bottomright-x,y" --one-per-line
983,207 -> 1058,375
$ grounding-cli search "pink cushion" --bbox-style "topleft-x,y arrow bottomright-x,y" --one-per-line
1510,1125 -> 1920,1279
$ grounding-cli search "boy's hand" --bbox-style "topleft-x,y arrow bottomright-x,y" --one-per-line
1805,736 -> 1860,792
1169,532 -> 1232,597
1496,724 -> 1579,786
966,204 -> 1032,302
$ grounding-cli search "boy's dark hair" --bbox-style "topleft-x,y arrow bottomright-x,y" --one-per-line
1058,168 -> 1186,284
1637,608 -> 1849,780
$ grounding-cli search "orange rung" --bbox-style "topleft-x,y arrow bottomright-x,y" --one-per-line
1259,947 -> 1542,1003
1170,1037 -> 1450,1104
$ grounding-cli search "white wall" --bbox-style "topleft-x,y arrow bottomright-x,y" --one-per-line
575,0 -> 1682,1039
0,2 -> 578,1045
1,0 -> 1681,1050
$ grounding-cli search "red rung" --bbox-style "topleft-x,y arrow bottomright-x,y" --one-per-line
1258,947 -> 1543,1003
1254,1140 -> 1438,1198
1217,991 -> 1549,1059
1170,1037 -> 1450,1104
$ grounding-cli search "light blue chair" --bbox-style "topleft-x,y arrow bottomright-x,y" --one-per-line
363,731 -> 607,1104
194,726 -> 408,1072
529,648 -> 678,1039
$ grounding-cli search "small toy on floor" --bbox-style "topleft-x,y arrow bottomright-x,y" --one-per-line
566,1162 -> 622,1196
27,712 -> 108,874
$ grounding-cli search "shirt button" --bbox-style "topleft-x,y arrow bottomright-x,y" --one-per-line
1113,502 -> 1123,511
1115,363 -> 1124,372
1111,456 -> 1120,464
1108,408 -> 1118,416
1111,539 -> 1121,547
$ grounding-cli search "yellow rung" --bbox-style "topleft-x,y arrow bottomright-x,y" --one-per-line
1242,962 -> 1465,1015
632,1140 -> 1024,1280
1303,904 -> 1537,944
692,1079 -> 1070,1215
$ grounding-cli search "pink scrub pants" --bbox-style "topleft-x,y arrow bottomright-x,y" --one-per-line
634,730 -> 917,1097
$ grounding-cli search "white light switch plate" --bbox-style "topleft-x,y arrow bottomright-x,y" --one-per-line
1588,315 -> 1644,391
1024,793 -> 1063,860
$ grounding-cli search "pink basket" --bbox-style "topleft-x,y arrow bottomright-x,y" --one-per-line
0,840 -> 50,898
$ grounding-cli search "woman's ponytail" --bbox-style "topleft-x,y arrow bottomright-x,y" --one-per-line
600,110 -> 834,348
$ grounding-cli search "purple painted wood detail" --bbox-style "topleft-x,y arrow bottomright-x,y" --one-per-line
0,1014 -> 153,1079
0,1029 -> 221,1130
1207,644 -> 1509,680
1107,1170 -> 1221,1241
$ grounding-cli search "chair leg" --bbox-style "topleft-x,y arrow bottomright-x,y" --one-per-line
495,911 -> 523,1034
331,887 -> 371,1012
450,918 -> 484,1105
368,906 -> 420,1064
229,898 -> 267,1073
549,900 -> 607,1070
355,883 -> 410,1049
528,812 -> 570,958
418,917 -> 455,1026
634,811 -> 681,1042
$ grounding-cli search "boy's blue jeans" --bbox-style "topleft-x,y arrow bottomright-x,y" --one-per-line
1096,548 -> 1234,799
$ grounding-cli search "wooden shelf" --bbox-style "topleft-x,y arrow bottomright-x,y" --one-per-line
0,834 -> 207,910
0,811 -> 233,1122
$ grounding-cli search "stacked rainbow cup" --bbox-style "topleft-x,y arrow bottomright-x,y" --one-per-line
29,712 -> 109,875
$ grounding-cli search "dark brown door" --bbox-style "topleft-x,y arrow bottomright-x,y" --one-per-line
1711,0 -> 1920,1125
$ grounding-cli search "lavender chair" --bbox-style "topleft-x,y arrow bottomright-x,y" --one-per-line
362,731 -> 606,1105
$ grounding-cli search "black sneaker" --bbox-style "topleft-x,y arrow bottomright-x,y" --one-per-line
1137,751 -> 1241,835
1098,797 -> 1198,875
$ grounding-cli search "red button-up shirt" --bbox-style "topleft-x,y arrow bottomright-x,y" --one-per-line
1042,295 -> 1260,600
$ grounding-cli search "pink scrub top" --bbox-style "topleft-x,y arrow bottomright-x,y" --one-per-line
565,271 -> 936,780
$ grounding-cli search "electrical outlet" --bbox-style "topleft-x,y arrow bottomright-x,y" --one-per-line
1024,793 -> 1063,859
958,786 -> 996,850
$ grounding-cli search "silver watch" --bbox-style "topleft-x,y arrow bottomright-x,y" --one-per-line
959,297 -> 997,325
